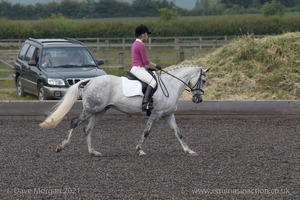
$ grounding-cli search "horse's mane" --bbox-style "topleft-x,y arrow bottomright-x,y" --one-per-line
162,61 -> 198,73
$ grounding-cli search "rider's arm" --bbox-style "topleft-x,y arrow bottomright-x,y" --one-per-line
136,42 -> 158,69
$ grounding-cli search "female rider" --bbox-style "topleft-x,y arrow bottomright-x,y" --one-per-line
130,24 -> 161,111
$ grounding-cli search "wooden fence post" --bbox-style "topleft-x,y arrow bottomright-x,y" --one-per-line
96,38 -> 100,51
199,37 -> 202,49
175,37 -> 180,50
122,38 -> 126,50
148,37 -> 152,50
178,51 -> 185,62
119,52 -> 125,69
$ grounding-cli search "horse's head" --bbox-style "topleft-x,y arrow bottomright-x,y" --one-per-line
189,67 -> 210,103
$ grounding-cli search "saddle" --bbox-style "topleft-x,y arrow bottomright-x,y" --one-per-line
126,69 -> 158,116
126,69 -> 158,94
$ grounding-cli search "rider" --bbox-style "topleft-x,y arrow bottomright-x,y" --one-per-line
130,24 -> 162,111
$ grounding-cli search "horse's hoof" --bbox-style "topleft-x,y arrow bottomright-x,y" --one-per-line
89,150 -> 102,157
139,150 -> 146,156
92,152 -> 102,157
56,145 -> 63,152
188,151 -> 198,156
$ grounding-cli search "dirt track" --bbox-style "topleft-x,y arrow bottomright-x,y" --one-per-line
0,115 -> 299,199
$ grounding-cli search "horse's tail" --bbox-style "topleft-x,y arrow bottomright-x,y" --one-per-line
39,78 -> 92,129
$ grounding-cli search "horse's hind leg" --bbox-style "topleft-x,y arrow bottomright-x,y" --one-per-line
56,111 -> 89,152
84,109 -> 108,156
164,114 -> 198,156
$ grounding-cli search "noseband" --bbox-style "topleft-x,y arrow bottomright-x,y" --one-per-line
158,68 -> 205,97
190,68 -> 205,94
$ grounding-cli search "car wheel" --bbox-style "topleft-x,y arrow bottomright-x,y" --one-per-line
16,76 -> 25,97
38,83 -> 45,101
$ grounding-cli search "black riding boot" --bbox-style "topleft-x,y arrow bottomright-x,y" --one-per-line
142,86 -> 154,111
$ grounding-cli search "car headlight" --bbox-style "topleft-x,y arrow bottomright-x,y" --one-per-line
48,78 -> 65,86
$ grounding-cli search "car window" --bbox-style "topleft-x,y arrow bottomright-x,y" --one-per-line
42,47 -> 96,67
24,45 -> 39,62
18,43 -> 30,60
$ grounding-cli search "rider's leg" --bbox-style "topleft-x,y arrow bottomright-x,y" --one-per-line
142,78 -> 156,111
130,67 -> 157,111
142,85 -> 154,111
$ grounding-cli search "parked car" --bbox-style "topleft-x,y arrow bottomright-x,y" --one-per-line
14,38 -> 106,100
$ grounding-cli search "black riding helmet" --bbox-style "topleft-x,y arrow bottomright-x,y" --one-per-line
135,24 -> 151,37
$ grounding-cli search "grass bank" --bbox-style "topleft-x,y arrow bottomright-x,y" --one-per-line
189,32 -> 300,100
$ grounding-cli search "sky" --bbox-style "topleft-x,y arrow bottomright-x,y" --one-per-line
8,0 -> 197,10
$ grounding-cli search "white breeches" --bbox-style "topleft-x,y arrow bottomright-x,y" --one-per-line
130,66 -> 157,88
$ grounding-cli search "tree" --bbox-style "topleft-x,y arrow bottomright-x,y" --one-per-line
195,0 -> 201,9
261,0 -> 284,17
132,0 -> 159,17
159,7 -> 179,21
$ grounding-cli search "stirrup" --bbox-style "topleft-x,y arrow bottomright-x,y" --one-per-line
142,102 -> 153,111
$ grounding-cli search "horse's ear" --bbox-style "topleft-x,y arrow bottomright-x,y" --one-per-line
204,67 -> 211,73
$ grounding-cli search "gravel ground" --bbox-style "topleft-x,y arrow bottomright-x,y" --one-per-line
0,115 -> 300,199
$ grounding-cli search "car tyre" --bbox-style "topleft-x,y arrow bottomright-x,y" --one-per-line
16,76 -> 25,97
38,83 -> 45,101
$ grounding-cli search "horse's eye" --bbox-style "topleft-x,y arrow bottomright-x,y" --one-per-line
203,80 -> 206,84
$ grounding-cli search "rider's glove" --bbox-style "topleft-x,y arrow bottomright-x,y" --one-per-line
156,65 -> 162,70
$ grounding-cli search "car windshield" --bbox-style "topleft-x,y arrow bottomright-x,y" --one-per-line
41,47 -> 97,68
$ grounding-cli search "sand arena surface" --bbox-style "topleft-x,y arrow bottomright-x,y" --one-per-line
0,115 -> 299,199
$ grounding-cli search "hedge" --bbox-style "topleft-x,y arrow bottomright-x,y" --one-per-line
0,15 -> 299,39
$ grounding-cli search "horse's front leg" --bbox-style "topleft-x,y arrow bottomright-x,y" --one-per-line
164,114 -> 198,156
136,115 -> 158,156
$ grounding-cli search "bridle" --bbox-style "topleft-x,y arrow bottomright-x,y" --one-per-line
157,68 -> 205,97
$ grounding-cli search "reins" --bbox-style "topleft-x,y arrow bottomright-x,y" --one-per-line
157,68 -> 204,97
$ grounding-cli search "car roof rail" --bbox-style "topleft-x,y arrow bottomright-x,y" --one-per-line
64,37 -> 83,45
28,37 -> 42,45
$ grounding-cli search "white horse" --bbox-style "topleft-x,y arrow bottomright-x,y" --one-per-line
40,64 -> 209,156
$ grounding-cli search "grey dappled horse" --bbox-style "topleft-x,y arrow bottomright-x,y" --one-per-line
40,64 -> 209,156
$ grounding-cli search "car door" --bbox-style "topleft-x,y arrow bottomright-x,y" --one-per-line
23,46 -> 41,93
15,43 -> 30,90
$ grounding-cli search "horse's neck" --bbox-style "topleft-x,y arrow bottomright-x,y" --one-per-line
160,67 -> 196,98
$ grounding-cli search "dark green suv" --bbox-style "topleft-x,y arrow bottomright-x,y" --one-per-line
14,38 -> 106,100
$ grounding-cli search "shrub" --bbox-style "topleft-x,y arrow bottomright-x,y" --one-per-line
261,0 -> 284,17
158,8 -> 179,21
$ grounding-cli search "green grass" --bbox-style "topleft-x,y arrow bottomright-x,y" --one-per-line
0,88 -> 36,100
0,63 -> 14,88
0,59 -> 35,100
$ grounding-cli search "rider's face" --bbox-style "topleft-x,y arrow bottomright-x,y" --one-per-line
141,33 -> 149,42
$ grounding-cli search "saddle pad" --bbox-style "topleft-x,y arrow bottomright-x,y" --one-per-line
121,77 -> 144,97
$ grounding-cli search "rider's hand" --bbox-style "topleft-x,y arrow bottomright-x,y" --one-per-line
156,65 -> 162,70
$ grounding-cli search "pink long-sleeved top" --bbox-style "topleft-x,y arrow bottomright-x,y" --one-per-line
131,39 -> 150,68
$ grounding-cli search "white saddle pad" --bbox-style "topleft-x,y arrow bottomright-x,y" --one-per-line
121,77 -> 144,97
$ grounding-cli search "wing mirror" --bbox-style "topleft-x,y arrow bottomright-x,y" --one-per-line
97,59 -> 104,66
